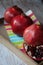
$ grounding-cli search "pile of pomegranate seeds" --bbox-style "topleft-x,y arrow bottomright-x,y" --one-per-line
24,43 -> 43,61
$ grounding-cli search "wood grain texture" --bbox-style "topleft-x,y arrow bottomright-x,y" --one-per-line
0,35 -> 38,65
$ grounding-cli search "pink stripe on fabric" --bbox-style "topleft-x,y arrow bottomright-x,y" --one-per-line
6,28 -> 12,30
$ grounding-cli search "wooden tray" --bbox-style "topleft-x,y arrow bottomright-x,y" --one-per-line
0,35 -> 38,65
0,11 -> 43,65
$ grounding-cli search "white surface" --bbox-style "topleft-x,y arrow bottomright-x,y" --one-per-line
0,44 -> 27,65
26,10 -> 32,15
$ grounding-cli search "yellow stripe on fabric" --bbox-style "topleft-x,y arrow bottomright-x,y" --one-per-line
16,44 -> 23,49
13,43 -> 23,49
35,21 -> 40,25
6,30 -> 14,35
5,25 -> 12,29
31,15 -> 36,21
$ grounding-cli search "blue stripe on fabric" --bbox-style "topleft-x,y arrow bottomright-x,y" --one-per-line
10,38 -> 23,42
9,35 -> 23,42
